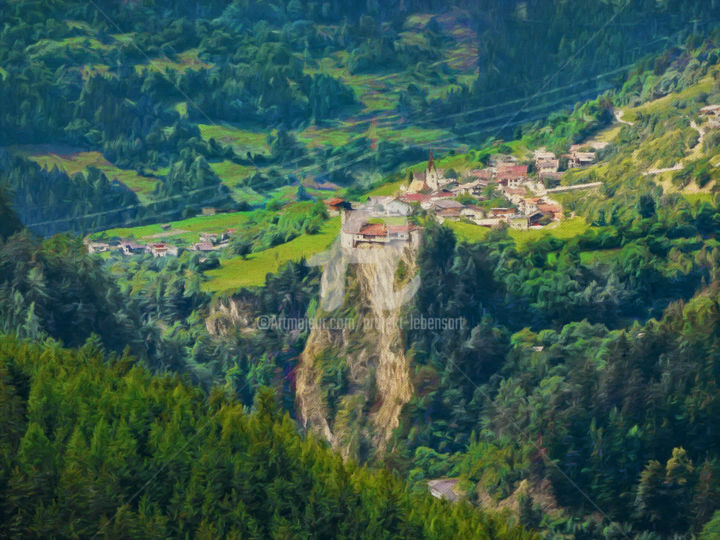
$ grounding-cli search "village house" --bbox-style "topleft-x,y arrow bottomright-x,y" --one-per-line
366,196 -> 412,216
488,207 -> 515,218
465,169 -> 494,183
490,154 -> 519,167
147,243 -> 179,257
87,242 -> 110,254
449,180 -> 482,196
496,165 -> 528,188
537,203 -> 563,220
520,197 -> 541,214
428,479 -> 461,502
435,207 -> 463,223
428,199 -> 465,213
199,232 -> 218,243
568,151 -> 596,168
201,207 -> 216,216
475,217 -> 505,227
533,149 -> 556,161
533,150 -> 559,174
341,216 -> 422,248
398,193 -> 430,205
192,242 -> 216,252
120,240 -> 146,255
324,197 -> 351,216
501,186 -> 527,204
536,158 -> 560,174
700,104 -> 720,128
460,205 -> 485,221
700,104 -> 720,117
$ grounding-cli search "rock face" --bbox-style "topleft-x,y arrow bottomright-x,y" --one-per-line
296,241 -> 420,458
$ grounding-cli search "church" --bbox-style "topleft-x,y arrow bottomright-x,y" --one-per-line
406,151 -> 451,193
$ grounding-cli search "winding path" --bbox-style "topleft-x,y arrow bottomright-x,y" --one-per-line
614,109 -> 634,126
643,118 -> 706,176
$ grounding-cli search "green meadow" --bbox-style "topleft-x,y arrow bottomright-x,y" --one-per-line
21,148 -> 159,202
203,217 -> 341,292
92,210 -> 257,243
199,124 -> 269,154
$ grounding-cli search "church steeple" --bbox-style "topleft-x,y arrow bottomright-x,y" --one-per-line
428,150 -> 435,171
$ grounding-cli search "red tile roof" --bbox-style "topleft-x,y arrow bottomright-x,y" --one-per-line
496,165 -> 528,179
325,197 -> 345,206
358,223 -> 387,237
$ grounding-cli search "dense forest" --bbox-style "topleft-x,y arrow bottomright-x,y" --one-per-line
3,0 -> 720,233
0,333 -> 537,538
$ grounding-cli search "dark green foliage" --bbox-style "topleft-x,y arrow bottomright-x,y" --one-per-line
0,232 -> 141,350
0,185 -> 23,240
0,152 -> 141,236
0,334 -> 535,539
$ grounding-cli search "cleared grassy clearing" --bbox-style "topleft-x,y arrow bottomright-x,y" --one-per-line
92,210 -> 257,242
209,161 -> 255,189
198,124 -> 269,154
510,217 -> 590,248
203,217 -> 340,292
297,125 -> 357,148
365,180 -> 406,197
448,221 -> 491,242
18,147 -> 159,201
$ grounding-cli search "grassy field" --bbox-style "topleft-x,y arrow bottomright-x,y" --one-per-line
209,161 -> 255,189
684,192 -> 717,205
510,217 -> 590,248
298,125 -> 357,148
449,217 -> 590,246
91,210 -> 257,243
448,221 -> 491,242
17,147 -> 159,202
365,179 -> 406,197
203,217 -> 341,292
199,124 -> 269,154
579,248 -> 621,265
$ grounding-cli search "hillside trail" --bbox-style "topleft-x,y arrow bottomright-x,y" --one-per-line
643,118 -> 706,176
614,108 -> 634,126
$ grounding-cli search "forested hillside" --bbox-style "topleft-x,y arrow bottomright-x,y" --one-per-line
0,334 -> 536,538
5,1 -> 720,538
3,0 -> 720,234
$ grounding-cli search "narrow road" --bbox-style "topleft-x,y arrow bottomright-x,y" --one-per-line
690,120 -> 705,148
644,119 -> 706,176
614,109 -> 634,126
